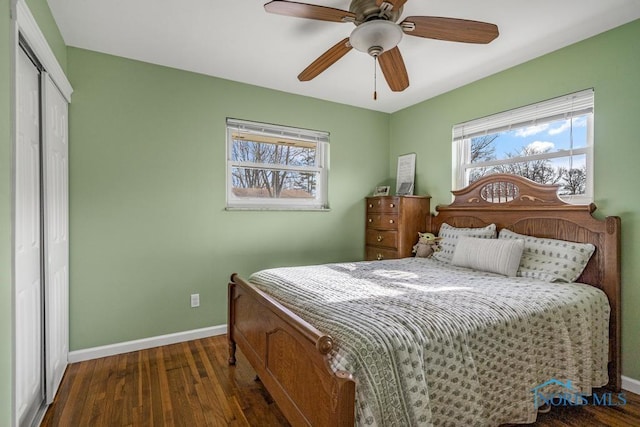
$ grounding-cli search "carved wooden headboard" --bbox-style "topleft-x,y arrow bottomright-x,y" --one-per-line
428,174 -> 621,390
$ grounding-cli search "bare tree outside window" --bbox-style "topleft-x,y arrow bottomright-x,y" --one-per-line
558,165 -> 587,195
493,145 -> 562,185
468,135 -> 587,196
226,119 -> 329,209
470,134 -> 498,163
231,140 -> 317,199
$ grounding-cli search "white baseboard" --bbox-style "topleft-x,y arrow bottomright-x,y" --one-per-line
622,375 -> 640,395
68,324 -> 227,363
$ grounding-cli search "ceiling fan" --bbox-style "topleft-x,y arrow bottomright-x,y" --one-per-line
264,0 -> 499,95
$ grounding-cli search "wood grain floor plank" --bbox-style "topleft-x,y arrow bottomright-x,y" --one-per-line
181,341 -> 214,426
134,349 -> 151,426
72,357 -> 100,426
42,335 -> 640,426
157,345 -> 176,426
100,357 -> 118,424
189,339 -> 238,425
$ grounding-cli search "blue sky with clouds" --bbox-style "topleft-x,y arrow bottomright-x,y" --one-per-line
492,115 -> 588,159
470,115 -> 589,172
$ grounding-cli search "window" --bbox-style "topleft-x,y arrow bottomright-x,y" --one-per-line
226,118 -> 329,210
452,89 -> 594,203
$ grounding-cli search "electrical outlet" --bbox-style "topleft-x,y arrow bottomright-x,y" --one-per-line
190,293 -> 200,308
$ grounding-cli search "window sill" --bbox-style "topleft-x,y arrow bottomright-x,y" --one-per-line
225,207 -> 331,212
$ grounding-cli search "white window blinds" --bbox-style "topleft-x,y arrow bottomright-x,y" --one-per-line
226,118 -> 329,144
453,89 -> 594,141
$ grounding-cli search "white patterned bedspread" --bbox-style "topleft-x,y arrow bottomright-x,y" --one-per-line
249,257 -> 609,426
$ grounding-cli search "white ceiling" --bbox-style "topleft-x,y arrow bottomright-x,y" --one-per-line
47,0 -> 640,113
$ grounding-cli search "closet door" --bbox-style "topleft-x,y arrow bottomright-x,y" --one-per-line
42,73 -> 69,403
15,47 -> 44,427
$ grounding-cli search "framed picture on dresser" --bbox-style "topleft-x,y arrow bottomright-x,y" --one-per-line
373,185 -> 390,196
396,153 -> 416,195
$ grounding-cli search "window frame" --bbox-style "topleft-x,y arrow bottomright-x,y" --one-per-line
452,89 -> 594,204
225,118 -> 330,210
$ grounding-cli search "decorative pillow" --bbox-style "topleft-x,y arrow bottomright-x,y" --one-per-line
498,229 -> 596,282
451,236 -> 524,277
432,223 -> 497,264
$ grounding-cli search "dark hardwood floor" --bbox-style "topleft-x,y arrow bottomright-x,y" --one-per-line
41,336 -> 289,426
42,335 -> 640,426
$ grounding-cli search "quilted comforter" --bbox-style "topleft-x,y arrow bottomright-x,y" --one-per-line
249,257 -> 609,426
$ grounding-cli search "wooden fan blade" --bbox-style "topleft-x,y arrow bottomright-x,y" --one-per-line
401,16 -> 499,44
376,0 -> 407,10
298,38 -> 352,81
264,1 -> 355,23
378,47 -> 409,92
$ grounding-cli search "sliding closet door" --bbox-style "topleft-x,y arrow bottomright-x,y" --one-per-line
15,47 -> 44,427
42,73 -> 69,404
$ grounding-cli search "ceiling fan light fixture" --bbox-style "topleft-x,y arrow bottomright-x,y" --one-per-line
349,20 -> 403,57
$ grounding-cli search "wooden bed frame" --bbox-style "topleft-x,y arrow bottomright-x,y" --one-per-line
227,174 -> 621,426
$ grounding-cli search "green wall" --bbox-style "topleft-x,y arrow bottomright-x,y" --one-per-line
67,47 -> 390,350
389,19 -> 640,379
1,0 -> 13,423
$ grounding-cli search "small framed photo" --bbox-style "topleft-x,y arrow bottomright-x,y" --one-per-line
373,185 -> 390,196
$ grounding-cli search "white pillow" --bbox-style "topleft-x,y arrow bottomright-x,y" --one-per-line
451,236 -> 524,277
498,229 -> 596,282
432,223 -> 497,264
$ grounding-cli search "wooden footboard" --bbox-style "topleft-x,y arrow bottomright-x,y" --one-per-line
228,273 -> 356,427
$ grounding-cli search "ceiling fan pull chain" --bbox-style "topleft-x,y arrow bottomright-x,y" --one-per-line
373,56 -> 378,100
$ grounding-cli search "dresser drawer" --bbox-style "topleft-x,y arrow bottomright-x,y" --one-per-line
365,229 -> 398,249
366,214 -> 399,229
365,246 -> 400,261
366,197 -> 400,213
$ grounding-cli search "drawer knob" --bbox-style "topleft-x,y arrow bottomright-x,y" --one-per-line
389,219 -> 394,224
376,253 -> 383,260
368,204 -> 373,208
368,218 -> 372,223
389,203 -> 395,208
377,235 -> 383,242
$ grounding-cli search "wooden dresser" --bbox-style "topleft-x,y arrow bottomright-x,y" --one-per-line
365,195 -> 431,261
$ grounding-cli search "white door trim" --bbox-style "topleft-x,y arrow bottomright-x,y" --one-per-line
12,0 -> 73,102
